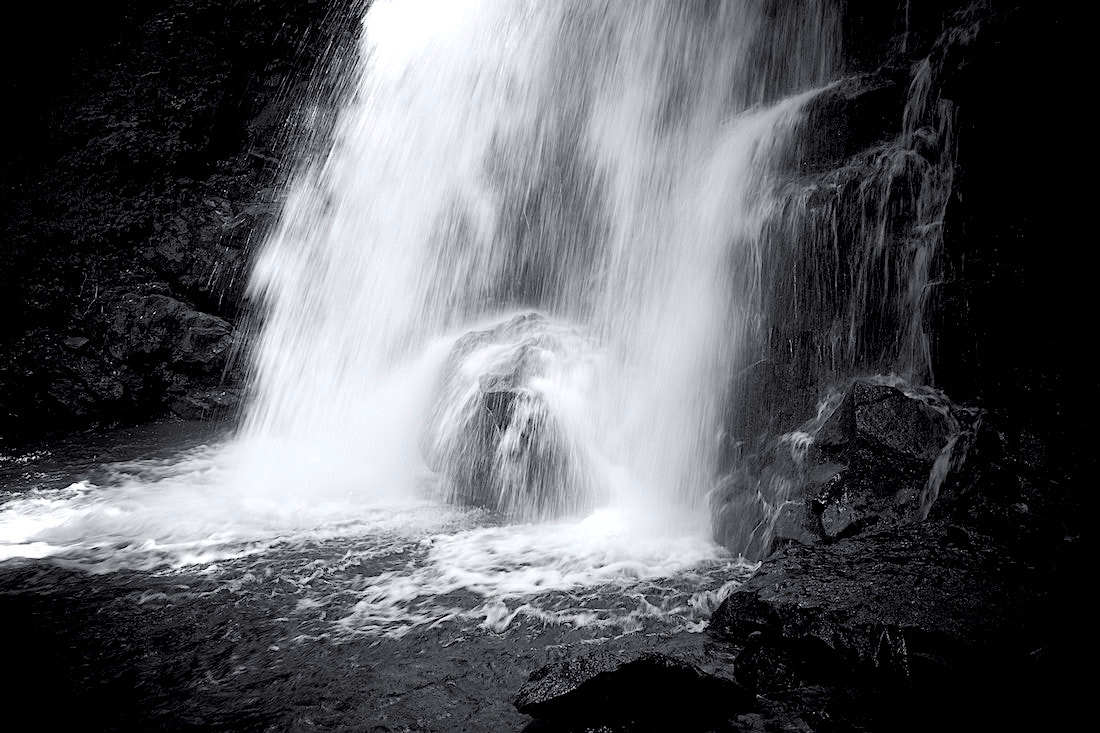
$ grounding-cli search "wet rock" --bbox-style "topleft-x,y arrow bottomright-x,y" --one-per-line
799,70 -> 908,173
515,650 -> 750,730
805,379 -> 962,539
709,521 -> 1032,692
169,386 -> 241,420
709,468 -> 770,557
0,288 -> 240,432
63,336 -> 90,350
710,458 -> 819,560
423,313 -> 599,521
814,380 -> 953,461
100,292 -> 233,372
143,192 -> 263,311
715,378 -> 978,559
704,517 -> 1062,731
0,0 -> 360,438
769,500 -> 819,548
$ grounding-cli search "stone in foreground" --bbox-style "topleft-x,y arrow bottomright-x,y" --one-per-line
423,312 -> 600,521
515,650 -> 749,730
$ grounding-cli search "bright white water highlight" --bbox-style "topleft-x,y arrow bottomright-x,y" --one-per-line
0,0 -> 836,633
246,0 -> 836,519
0,444 -> 748,635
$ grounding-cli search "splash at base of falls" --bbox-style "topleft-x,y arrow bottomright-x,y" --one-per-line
423,312 -> 603,522
0,430 -> 748,638
241,0 -> 840,523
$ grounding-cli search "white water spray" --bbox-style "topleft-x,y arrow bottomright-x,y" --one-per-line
243,0 -> 838,522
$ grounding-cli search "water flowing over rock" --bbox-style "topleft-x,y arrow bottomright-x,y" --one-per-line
423,313 -> 599,521
722,4 -> 977,452
241,0 -> 841,519
0,0 -> 1088,730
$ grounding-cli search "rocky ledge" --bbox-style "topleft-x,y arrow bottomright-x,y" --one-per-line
708,521 -> 1042,728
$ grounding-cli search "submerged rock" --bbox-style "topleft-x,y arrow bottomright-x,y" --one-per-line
515,650 -> 749,730
423,313 -> 600,521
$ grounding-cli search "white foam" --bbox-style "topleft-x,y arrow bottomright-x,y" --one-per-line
335,506 -> 738,636
0,435 -> 464,571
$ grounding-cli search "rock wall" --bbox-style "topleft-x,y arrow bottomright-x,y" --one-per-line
724,1 -> 1086,489
0,0 -> 361,439
692,5 -> 1088,728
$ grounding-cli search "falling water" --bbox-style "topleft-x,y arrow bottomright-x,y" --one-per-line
1,0 -> 845,632
243,0 -> 840,523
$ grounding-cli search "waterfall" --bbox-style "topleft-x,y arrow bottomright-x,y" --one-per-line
241,0 -> 840,523
713,18 -> 972,558
729,23 -> 966,448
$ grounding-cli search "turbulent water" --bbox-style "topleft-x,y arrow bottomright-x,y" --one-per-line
1,0 -> 843,656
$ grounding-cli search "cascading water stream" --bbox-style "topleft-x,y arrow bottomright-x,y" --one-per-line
1,0 -> 841,634
243,0 -> 839,522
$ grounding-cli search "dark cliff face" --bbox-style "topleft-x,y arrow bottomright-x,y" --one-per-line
1,0 -> 361,440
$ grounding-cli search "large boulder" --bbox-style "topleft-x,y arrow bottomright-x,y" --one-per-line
422,313 -> 600,521
100,290 -> 234,373
709,521 -> 1030,683
805,379 -> 968,538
